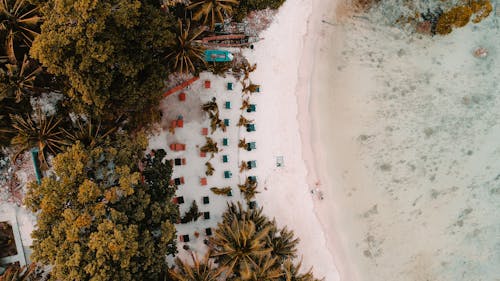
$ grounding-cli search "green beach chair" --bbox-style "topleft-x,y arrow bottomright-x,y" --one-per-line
247,104 -> 256,112
222,155 -> 228,163
225,101 -> 231,109
227,82 -> 233,90
247,142 -> 256,151
224,119 -> 229,126
247,160 -> 256,169
224,171 -> 232,178
246,124 -> 255,132
222,138 -> 228,146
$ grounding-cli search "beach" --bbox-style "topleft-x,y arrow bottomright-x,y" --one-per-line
303,2 -> 500,281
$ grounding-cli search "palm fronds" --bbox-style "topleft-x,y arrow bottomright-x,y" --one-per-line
239,160 -> 249,173
62,117 -> 116,148
187,0 -> 239,30
282,259 -> 324,281
267,222 -> 299,261
10,108 -> 68,165
0,55 -> 42,102
237,115 -> 253,127
240,97 -> 250,110
0,0 -> 42,63
165,20 -> 206,74
169,251 -> 224,281
205,161 -> 215,176
238,177 -> 259,201
210,186 -> 232,196
238,138 -> 247,149
0,263 -> 45,281
200,136 -> 219,157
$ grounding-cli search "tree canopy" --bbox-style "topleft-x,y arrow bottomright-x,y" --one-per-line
30,0 -> 175,125
25,143 -> 179,281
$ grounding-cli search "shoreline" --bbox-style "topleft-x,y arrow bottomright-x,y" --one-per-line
294,0 -> 349,280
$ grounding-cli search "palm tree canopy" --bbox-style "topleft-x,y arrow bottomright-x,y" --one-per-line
187,0 -> 239,30
166,19 -> 205,73
169,251 -> 224,281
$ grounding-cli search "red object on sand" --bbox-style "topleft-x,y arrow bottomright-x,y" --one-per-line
182,158 -> 187,165
204,80 -> 211,88
177,119 -> 184,128
179,92 -> 186,101
163,77 -> 199,97
200,178 -> 207,186
202,128 -> 208,135
170,143 -> 186,151
200,151 -> 206,157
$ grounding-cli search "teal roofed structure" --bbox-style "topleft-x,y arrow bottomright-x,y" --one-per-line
205,50 -> 234,62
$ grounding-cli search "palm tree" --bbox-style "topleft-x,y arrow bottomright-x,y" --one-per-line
241,81 -> 260,95
0,263 -> 45,280
0,55 -> 42,102
187,0 -> 239,30
210,186 -> 232,196
239,254 -> 283,281
200,136 -> 219,156
237,115 -> 253,127
205,161 -> 215,176
240,97 -> 250,111
166,20 -> 205,74
238,177 -> 259,201
169,251 -> 224,281
222,201 -> 270,231
239,160 -> 249,173
0,0 -> 42,63
63,117 -> 116,148
210,215 -> 273,276
281,259 -> 324,281
267,222 -> 299,261
238,138 -> 247,149
10,108 -> 68,165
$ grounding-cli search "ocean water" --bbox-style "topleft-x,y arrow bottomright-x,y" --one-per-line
311,2 -> 500,280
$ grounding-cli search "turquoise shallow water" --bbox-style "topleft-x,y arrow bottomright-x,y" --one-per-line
312,4 -> 500,280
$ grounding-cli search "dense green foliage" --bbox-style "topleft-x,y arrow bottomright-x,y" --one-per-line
204,202 -> 321,281
25,144 -> 179,281
30,0 -> 175,126
233,0 -> 286,21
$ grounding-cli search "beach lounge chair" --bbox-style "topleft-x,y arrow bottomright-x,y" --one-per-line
205,227 -> 212,236
225,101 -> 231,109
172,177 -> 185,185
227,82 -> 233,90
170,143 -> 186,151
173,196 -> 184,204
204,80 -> 211,88
248,176 -> 257,183
247,142 -> 256,151
224,171 -> 232,178
200,151 -> 207,157
222,155 -> 228,163
246,124 -> 255,132
247,160 -> 256,169
224,119 -> 229,126
203,196 -> 209,204
222,138 -> 228,146
200,178 -> 207,186
174,158 -> 184,166
255,86 -> 260,92
179,92 -> 186,101
204,212 -> 210,219
182,234 -> 190,242
247,104 -> 256,112
202,128 -> 208,135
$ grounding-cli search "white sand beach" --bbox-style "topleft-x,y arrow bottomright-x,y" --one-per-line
303,2 -> 500,281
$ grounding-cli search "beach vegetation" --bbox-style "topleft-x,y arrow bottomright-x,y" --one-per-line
169,251 -> 224,281
0,0 -> 42,63
187,0 -> 239,30
205,161 -> 215,175
181,200 -> 202,223
240,97 -> 250,111
238,178 -> 259,201
237,115 -> 253,127
232,0 -> 286,22
166,19 -> 206,74
200,136 -> 219,156
210,186 -> 233,196
238,138 -> 247,149
241,81 -> 260,94
239,160 -> 249,172
0,263 -> 45,280
9,108 -> 68,167
30,0 -> 173,128
25,142 -> 178,280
